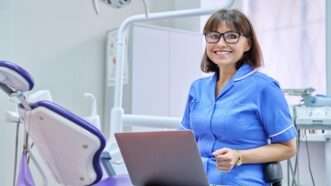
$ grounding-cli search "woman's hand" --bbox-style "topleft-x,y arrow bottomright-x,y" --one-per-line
212,148 -> 241,171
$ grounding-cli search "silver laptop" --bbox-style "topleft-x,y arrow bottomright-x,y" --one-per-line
115,130 -> 209,186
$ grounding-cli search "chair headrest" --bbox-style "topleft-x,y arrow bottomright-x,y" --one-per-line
0,60 -> 34,92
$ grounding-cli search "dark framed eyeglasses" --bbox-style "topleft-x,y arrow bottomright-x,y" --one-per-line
204,31 -> 241,44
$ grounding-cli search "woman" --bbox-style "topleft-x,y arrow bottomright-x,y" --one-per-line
180,9 -> 297,186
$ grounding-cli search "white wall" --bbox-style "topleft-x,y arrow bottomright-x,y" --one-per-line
0,0 -> 145,185
172,0 -> 201,31
147,0 -> 201,32
145,0 -> 175,28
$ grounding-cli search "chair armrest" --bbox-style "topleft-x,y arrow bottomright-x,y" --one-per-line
264,162 -> 282,186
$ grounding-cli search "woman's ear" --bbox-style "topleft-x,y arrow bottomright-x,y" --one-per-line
244,40 -> 251,52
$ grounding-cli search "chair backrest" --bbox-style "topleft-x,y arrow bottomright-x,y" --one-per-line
26,100 -> 106,186
0,61 -> 107,185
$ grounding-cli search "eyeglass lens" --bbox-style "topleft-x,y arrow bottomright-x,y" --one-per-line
205,31 -> 240,44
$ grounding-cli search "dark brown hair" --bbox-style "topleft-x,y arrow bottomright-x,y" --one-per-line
201,9 -> 263,73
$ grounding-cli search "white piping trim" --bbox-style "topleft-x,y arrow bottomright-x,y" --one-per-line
269,125 -> 294,138
178,124 -> 189,130
234,69 -> 258,82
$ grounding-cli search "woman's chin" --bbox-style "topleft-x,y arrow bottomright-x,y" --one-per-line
212,60 -> 236,67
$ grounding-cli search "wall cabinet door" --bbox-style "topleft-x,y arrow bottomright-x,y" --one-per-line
132,24 -> 203,117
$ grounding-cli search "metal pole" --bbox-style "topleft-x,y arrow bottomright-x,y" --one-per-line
326,1 -> 331,186
327,0 -> 331,95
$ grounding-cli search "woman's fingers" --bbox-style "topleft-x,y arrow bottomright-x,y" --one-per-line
213,148 -> 238,171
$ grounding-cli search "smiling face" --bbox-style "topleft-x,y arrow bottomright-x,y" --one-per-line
206,22 -> 251,69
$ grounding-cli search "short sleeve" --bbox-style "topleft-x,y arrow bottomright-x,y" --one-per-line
259,81 -> 297,143
178,84 -> 194,130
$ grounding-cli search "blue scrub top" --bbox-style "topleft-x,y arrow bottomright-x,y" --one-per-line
180,64 -> 297,186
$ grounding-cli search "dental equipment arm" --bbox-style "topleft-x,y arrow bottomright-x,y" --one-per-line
284,87 -> 331,107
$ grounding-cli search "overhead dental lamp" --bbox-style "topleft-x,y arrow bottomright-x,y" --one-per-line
93,0 -> 133,14
93,0 -> 150,17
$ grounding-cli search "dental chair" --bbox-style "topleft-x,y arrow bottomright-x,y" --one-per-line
0,60 -> 132,186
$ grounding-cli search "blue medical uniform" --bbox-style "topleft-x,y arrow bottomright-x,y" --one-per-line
180,64 -> 297,186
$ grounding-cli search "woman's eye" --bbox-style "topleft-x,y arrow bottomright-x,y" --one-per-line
209,34 -> 219,39
226,33 -> 239,39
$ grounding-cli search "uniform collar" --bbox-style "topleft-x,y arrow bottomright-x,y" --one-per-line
233,64 -> 257,82
210,64 -> 257,100
211,64 -> 257,83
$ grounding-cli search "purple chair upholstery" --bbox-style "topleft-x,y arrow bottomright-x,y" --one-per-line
95,175 -> 133,186
17,151 -> 36,186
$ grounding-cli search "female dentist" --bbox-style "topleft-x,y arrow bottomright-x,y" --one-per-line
180,9 -> 297,186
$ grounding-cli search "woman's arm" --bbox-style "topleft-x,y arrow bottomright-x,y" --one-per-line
213,139 -> 297,171
239,139 -> 297,163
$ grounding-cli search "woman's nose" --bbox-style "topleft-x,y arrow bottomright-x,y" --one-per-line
216,36 -> 227,46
